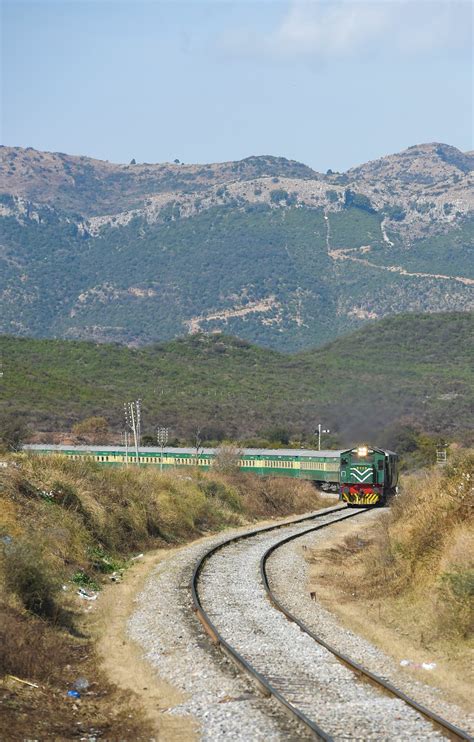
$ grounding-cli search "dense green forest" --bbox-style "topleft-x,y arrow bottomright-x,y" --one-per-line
1,313 -> 472,447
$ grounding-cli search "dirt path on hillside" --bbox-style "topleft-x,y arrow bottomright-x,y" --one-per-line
90,549 -> 198,741
328,248 -> 474,286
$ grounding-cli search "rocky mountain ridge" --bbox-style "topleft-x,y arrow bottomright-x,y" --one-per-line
1,142 -> 473,239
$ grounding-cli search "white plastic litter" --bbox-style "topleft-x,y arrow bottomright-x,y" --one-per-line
77,588 -> 97,601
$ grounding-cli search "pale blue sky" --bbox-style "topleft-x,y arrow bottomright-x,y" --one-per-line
2,0 -> 473,171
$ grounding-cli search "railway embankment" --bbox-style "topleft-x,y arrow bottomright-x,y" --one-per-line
0,453 -> 329,739
304,453 -> 473,711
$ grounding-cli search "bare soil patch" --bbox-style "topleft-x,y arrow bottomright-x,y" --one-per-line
91,548 -> 197,741
0,602 -> 155,741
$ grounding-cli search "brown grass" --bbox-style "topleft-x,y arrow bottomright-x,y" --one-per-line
0,604 -> 74,683
0,604 -> 154,741
308,452 -> 473,705
0,456 -> 326,625
353,453 -> 474,640
0,454 -> 328,739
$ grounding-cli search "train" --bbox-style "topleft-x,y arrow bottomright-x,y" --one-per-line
24,443 -> 398,506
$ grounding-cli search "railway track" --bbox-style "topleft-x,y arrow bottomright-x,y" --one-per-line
192,505 -> 473,741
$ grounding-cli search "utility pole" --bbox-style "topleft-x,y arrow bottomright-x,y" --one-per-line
194,427 -> 202,466
315,423 -> 330,451
156,426 -> 169,471
124,400 -> 141,465
121,430 -> 130,466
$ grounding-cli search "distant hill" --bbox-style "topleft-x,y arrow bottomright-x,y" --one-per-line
1,143 -> 473,350
1,312 -> 472,445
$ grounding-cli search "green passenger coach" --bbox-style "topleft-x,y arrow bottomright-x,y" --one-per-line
24,444 -> 342,489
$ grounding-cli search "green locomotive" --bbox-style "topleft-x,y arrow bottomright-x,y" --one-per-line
24,443 -> 398,506
339,445 -> 398,506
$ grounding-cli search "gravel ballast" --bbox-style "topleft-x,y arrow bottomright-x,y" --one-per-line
265,513 -> 474,737
128,515 -> 319,741
198,508 -> 451,739
129,506 -> 471,739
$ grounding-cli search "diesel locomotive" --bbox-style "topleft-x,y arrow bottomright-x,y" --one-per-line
339,446 -> 398,506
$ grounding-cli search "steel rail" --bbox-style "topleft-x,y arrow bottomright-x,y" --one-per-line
191,504 -> 367,741
261,525 -> 473,742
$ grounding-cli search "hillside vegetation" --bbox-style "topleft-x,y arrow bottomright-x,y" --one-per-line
1,312 -> 472,445
1,143 -> 473,350
0,453 -> 325,739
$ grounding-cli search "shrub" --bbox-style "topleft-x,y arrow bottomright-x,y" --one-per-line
344,189 -> 375,213
270,189 -> 289,204
0,414 -> 30,452
72,416 -> 109,443
3,540 -> 63,620
213,444 -> 242,474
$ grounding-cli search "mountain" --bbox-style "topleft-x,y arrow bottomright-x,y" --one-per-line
1,313 -> 473,445
1,143 -> 473,350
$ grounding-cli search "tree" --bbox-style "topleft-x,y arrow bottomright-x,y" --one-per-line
214,444 -> 242,474
0,415 -> 30,451
260,427 -> 290,445
270,189 -> 289,205
72,416 -> 109,444
129,158 -> 136,165
384,205 -> 406,221
344,189 -> 375,213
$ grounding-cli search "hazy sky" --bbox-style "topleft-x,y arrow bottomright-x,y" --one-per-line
2,0 -> 473,171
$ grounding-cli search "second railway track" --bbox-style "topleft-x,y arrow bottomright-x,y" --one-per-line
192,505 -> 472,741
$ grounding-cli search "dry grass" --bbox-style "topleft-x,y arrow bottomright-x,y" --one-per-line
0,454 -> 327,739
0,455 -> 326,618
309,453 -> 473,704
0,604 -> 155,741
353,453 -> 474,640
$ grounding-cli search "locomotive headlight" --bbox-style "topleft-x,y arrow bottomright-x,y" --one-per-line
357,446 -> 368,457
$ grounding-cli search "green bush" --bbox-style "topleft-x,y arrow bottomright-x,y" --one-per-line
344,189 -> 375,213
270,188 -> 289,204
326,190 -> 339,203
384,205 -> 406,221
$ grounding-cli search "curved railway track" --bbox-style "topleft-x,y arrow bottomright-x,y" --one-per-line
192,505 -> 472,741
